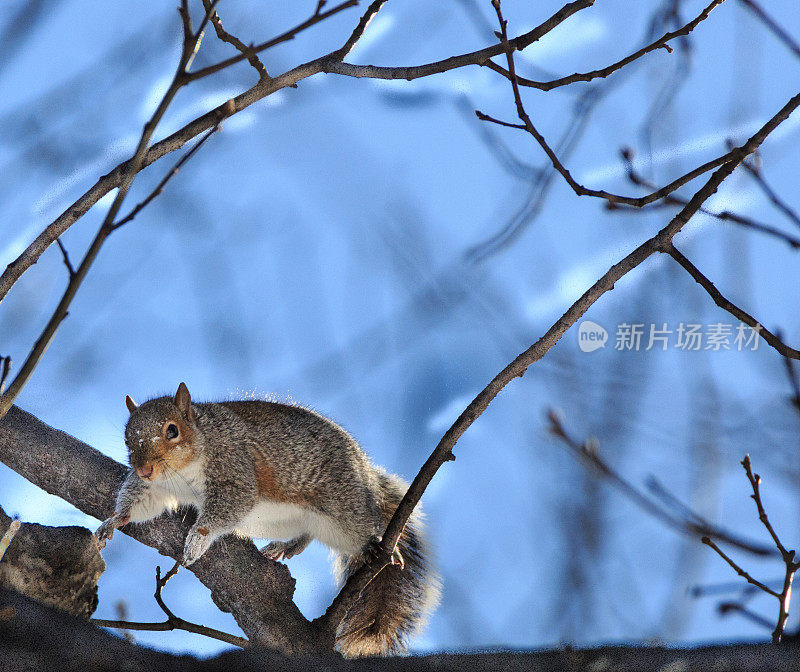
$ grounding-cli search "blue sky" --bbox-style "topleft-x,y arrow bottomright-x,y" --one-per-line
2,0 -> 800,656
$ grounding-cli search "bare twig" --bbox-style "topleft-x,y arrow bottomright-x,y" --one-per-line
483,0 -> 726,91
665,245 -> 800,359
323,0 -> 596,80
739,0 -> 800,60
476,108 -> 747,210
742,456 -> 793,561
335,0 -> 390,60
476,34 -> 753,213
547,411 -> 774,556
0,0 -> 587,302
188,0 -> 359,81
112,122 -> 224,230
0,3 -> 226,418
704,455 -> 800,643
618,148 -> 800,249
55,239 -> 76,278
702,537 -> 779,597
474,1 -> 778,215
202,0 -> 269,80
92,561 -> 248,648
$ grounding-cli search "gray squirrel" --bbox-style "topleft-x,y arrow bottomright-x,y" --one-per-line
95,383 -> 440,657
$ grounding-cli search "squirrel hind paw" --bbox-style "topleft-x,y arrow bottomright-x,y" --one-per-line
261,536 -> 310,561
260,542 -> 286,561
364,536 -> 404,569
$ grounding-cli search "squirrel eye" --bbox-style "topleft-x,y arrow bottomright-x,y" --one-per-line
165,423 -> 179,440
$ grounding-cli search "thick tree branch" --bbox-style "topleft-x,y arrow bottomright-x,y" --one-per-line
5,586 -> 800,672
0,507 -> 104,618
0,406 -> 323,653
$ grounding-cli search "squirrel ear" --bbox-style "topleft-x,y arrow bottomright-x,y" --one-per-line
174,382 -> 193,417
125,395 -> 138,414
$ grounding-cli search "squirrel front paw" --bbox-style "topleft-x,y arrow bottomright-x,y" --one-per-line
182,526 -> 214,566
95,513 -> 130,549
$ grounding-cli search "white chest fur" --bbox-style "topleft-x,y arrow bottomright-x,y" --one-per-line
151,458 -> 206,509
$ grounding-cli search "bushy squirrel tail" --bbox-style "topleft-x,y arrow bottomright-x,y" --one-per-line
333,470 -> 441,658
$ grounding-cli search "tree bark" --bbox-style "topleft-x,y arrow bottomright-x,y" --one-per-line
0,506 -> 104,618
2,587 -> 799,671
0,406 -> 325,653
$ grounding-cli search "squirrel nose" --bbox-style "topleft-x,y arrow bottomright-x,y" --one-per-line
136,464 -> 154,479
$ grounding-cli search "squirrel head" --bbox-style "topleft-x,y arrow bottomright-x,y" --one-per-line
123,382 -> 200,482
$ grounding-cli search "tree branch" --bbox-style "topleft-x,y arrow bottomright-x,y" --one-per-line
92,561 -> 248,648
546,410 -> 775,557
476,98 -> 745,210
483,0 -> 726,91
322,0 -> 596,80
704,455 -> 800,643
111,122 -> 224,231
0,0 -> 722,303
201,0 -> 269,80
318,85 -> 800,640
702,537 -> 779,597
665,244 -> 800,359
335,0 -> 390,61
0,406 -> 323,653
0,4 -> 226,419
187,0 -> 359,81
616,147 -> 800,249
7,585 -> 800,672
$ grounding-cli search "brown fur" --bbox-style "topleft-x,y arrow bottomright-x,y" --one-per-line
334,471 -> 440,657
135,413 -> 197,479
109,385 -> 440,656
253,455 -> 294,503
